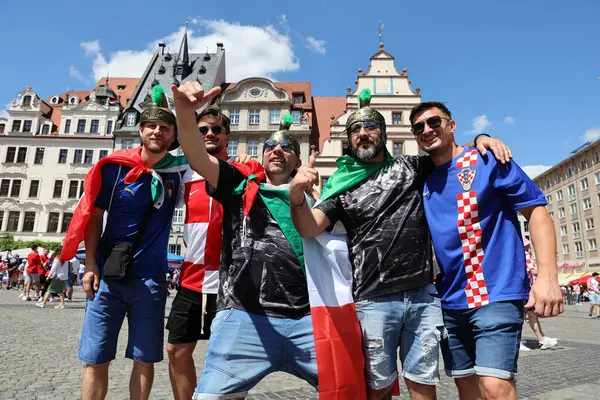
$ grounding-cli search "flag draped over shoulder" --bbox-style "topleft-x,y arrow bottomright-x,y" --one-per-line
61,148 -> 184,261
304,151 -> 398,399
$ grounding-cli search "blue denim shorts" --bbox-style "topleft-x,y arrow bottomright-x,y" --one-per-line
355,283 -> 444,389
193,309 -> 318,399
77,277 -> 167,365
441,300 -> 524,380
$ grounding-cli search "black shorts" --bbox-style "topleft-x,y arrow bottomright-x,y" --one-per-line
166,286 -> 217,345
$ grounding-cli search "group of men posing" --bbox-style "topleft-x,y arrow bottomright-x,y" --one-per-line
63,82 -> 563,400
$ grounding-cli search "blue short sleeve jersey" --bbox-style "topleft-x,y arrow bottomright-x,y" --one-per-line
95,163 -> 183,278
423,147 -> 546,310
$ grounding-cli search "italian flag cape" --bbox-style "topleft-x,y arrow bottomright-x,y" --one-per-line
304,152 -> 399,399
61,148 -> 189,261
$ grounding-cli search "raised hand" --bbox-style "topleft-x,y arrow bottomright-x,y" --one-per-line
171,82 -> 222,113
290,146 -> 320,205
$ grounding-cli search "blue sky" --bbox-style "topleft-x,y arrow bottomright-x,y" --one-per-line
1,0 -> 599,175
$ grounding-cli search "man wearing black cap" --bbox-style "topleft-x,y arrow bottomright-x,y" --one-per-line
72,86 -> 195,400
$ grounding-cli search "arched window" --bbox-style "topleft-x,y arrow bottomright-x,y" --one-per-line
69,96 -> 78,105
22,95 -> 32,106
50,96 -> 60,104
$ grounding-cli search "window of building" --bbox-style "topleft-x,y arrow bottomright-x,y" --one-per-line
169,244 -> 182,255
269,109 -> 281,124
586,218 -> 595,230
391,112 -> 403,125
173,208 -> 184,224
117,85 -> 126,91
22,120 -> 32,133
90,119 -> 100,133
0,213 -> 3,231
227,140 -> 239,157
84,150 -> 93,164
293,93 -> 305,104
570,203 -> 578,217
76,119 -> 86,133
58,149 -> 68,164
22,95 -> 32,106
557,190 -> 563,201
0,123 -> 5,134
12,120 -> 21,132
50,96 -> 59,104
41,124 -> 50,134
292,110 -> 302,124
16,147 -> 27,163
545,194 -> 552,204
6,211 -> 19,231
573,222 -> 581,234
61,213 -> 73,233
589,239 -> 598,251
106,120 -> 113,134
554,173 -> 562,184
249,109 -> 260,125
583,197 -> 592,210
562,244 -> 569,255
321,177 -> 329,188
126,112 -> 136,126
596,151 -> 600,164
68,181 -> 79,198
549,211 -> 554,219
560,226 -> 567,236
64,119 -> 71,133
247,140 -> 259,156
558,207 -> 565,218
22,212 -> 35,232
0,180 -> 9,197
10,180 -> 21,198
53,180 -> 63,198
28,180 -> 39,198
229,110 -> 240,124
69,96 -> 78,105
97,150 -> 107,160
5,147 -> 16,163
581,178 -> 589,190
47,212 -> 59,233
393,142 -> 403,157
580,159 -> 588,170
567,166 -> 573,177
73,149 -> 83,164
34,148 -> 44,165
122,139 -> 134,149
568,184 -> 576,200
545,179 -> 551,189
79,180 -> 84,197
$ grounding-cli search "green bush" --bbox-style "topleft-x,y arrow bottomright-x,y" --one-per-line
0,233 -> 62,252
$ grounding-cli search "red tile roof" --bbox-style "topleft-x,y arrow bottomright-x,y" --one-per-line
92,77 -> 139,108
44,90 -> 89,134
223,81 -> 313,109
312,96 -> 347,150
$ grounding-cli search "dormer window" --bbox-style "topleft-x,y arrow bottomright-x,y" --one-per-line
158,66 -> 166,75
50,96 -> 60,104
69,96 -> 78,105
117,85 -> 126,91
176,66 -> 183,75
126,111 -> 137,127
292,93 -> 305,104
249,88 -> 261,97
199,65 -> 206,74
22,95 -> 32,106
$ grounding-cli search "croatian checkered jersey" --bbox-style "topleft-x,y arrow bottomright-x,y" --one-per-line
179,169 -> 223,294
423,147 -> 546,310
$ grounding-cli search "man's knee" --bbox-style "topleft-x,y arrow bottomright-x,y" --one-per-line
479,377 -> 515,400
366,383 -> 394,400
167,343 -> 195,363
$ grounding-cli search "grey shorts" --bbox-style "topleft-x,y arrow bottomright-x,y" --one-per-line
25,273 -> 39,284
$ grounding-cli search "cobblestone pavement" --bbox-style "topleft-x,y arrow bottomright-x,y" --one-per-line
1,287 -> 599,399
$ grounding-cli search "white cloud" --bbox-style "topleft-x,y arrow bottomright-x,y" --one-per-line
583,128 -> 600,142
503,116 -> 515,124
305,36 -> 326,55
0,103 -> 12,118
80,19 -> 300,82
522,165 -> 551,179
69,66 -> 87,82
471,115 -> 491,134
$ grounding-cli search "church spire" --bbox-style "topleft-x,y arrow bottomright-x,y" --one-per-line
177,22 -> 190,67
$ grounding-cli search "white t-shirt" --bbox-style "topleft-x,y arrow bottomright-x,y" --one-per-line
49,259 -> 69,281
69,257 -> 81,274
78,263 -> 86,274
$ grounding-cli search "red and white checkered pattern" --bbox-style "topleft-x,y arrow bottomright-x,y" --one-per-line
457,191 -> 489,308
457,168 -> 476,190
456,149 -> 479,169
525,250 -> 536,285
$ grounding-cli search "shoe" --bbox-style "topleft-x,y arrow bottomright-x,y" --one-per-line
542,336 -> 558,346
18,293 -> 24,299
35,303 -> 45,308
596,316 -> 600,320
33,296 -> 39,301
37,297 -> 43,303
54,304 -> 64,309
540,337 -> 558,350
48,297 -> 55,303
519,343 -> 530,352
589,314 -> 593,318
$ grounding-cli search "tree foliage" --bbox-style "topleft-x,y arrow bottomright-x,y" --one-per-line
0,233 -> 62,252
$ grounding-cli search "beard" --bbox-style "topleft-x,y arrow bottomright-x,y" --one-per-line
141,136 -> 170,154
354,138 -> 385,161
205,142 -> 224,155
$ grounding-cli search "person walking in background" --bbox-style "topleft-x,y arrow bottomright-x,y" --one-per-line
587,272 -> 600,319
22,245 -> 42,301
65,256 -> 80,301
36,246 -> 68,309
574,283 -> 582,305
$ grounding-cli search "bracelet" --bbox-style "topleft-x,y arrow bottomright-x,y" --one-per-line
473,133 -> 491,147
290,196 -> 306,209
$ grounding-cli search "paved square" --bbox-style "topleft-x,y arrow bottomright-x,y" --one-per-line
1,287 -> 598,399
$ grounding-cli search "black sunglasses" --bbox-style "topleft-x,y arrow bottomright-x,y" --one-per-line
199,125 -> 224,135
411,115 -> 449,135
264,139 -> 296,154
349,121 -> 380,136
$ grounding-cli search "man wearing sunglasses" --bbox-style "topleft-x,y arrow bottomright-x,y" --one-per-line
290,89 -> 510,400
166,106 -> 232,400
171,81 -> 319,399
410,101 -> 562,400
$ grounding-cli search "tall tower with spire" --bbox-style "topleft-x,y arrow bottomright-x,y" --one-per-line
174,22 -> 192,81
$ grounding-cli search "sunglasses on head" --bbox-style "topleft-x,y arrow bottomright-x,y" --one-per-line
349,121 -> 380,136
411,115 -> 450,135
263,139 -> 296,154
199,125 -> 224,135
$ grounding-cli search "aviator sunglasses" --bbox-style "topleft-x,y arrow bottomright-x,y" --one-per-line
263,139 -> 296,154
349,121 -> 380,136
411,115 -> 450,136
199,125 -> 225,135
